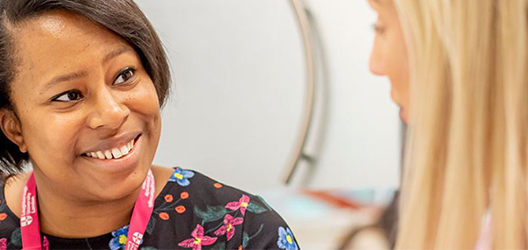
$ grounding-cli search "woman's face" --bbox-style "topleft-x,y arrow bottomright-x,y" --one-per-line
3,11 -> 161,201
368,0 -> 410,122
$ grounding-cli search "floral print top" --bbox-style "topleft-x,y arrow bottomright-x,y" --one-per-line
0,167 -> 299,250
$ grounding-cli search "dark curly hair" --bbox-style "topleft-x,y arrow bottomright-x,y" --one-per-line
0,0 -> 171,175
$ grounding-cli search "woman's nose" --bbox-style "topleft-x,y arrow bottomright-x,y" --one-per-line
369,43 -> 385,76
88,88 -> 130,131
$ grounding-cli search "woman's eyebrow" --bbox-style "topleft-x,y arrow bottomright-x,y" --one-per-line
103,46 -> 135,64
40,47 -> 135,93
41,70 -> 88,93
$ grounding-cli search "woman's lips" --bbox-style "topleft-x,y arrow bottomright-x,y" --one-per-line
80,134 -> 143,172
81,132 -> 140,155
390,89 -> 401,106
83,135 -> 140,160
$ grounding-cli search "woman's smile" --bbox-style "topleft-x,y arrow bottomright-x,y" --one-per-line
80,134 -> 143,173
81,133 -> 140,160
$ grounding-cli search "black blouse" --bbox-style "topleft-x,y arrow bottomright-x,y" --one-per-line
0,167 -> 300,250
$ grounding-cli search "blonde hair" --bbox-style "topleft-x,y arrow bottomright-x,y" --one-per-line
394,0 -> 528,248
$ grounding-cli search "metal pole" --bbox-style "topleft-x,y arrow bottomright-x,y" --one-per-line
282,0 -> 316,184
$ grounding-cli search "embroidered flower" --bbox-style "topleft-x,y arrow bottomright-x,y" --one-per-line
176,205 -> 186,214
109,225 -> 129,250
168,168 -> 195,187
43,236 -> 49,250
0,238 -> 7,250
164,194 -> 173,203
214,214 -> 244,241
178,224 -> 217,250
159,212 -> 170,220
277,227 -> 298,250
225,195 -> 250,215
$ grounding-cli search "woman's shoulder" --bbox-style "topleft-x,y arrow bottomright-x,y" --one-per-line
1,172 -> 30,219
150,166 -> 300,250
154,166 -> 277,215
0,173 -> 27,246
156,166 -> 277,214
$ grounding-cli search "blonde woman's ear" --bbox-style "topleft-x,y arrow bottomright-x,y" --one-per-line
0,110 -> 27,153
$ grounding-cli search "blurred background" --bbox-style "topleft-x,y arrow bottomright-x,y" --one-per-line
135,0 -> 402,249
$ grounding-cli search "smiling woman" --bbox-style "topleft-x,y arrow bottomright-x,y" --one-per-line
0,1 -> 298,249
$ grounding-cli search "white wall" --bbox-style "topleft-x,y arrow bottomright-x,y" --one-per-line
136,0 -> 401,191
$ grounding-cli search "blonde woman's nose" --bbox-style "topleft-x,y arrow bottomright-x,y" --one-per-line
369,50 -> 385,76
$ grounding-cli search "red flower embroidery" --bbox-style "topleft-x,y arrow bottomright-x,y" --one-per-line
164,194 -> 174,203
178,224 -> 217,250
159,212 -> 170,220
225,195 -> 250,215
214,214 -> 244,241
176,205 -> 186,214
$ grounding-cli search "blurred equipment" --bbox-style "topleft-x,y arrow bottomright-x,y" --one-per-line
283,0 -> 330,185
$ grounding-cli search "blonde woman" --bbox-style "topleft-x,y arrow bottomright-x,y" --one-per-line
369,0 -> 528,248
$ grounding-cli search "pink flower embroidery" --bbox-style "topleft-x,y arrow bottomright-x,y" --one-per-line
43,236 -> 49,250
225,195 -> 251,215
178,224 -> 217,250
214,214 -> 244,241
0,238 -> 6,250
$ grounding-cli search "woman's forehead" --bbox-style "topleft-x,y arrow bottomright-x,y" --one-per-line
10,10 -> 133,86
14,10 -> 89,40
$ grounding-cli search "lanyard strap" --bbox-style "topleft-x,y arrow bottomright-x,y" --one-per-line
21,170 -> 156,250
20,174 -> 40,250
126,170 -> 156,250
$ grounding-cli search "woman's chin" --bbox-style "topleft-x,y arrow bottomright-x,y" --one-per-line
85,174 -> 147,202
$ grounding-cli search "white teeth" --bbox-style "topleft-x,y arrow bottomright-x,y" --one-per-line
120,146 -> 130,156
96,151 -> 105,159
112,148 -> 123,159
104,150 -> 113,159
85,138 -> 136,160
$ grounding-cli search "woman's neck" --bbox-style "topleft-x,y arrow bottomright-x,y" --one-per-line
37,182 -> 140,238
4,166 -> 173,238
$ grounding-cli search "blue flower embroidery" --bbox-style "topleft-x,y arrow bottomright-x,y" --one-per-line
168,168 -> 195,187
109,225 -> 129,250
277,227 -> 298,250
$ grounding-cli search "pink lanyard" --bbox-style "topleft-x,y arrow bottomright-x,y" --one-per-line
21,170 -> 156,250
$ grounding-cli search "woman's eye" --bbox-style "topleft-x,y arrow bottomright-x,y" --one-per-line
114,67 -> 136,85
52,90 -> 84,102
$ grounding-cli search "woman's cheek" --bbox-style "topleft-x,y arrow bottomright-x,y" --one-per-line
24,112 -> 82,168
130,81 -> 160,117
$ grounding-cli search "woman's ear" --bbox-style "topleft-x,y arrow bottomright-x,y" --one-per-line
0,110 -> 27,153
